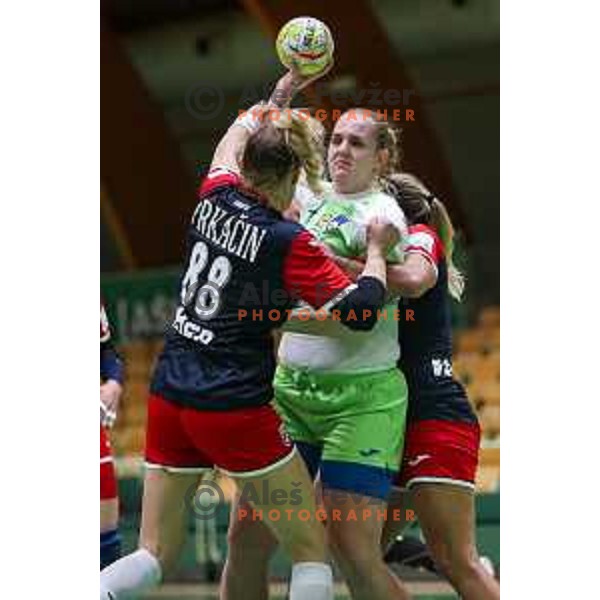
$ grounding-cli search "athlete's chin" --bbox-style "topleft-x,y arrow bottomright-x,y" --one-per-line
331,171 -> 355,192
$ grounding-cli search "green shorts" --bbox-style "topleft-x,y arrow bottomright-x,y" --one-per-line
274,365 -> 408,499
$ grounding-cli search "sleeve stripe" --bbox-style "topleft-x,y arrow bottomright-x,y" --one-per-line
199,169 -> 240,197
405,246 -> 439,278
320,283 -> 359,313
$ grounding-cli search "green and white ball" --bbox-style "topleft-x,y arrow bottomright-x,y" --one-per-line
276,17 -> 334,77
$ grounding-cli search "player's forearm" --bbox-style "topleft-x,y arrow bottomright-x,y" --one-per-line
387,263 -> 434,298
210,123 -> 251,172
359,248 -> 388,288
332,256 -> 363,281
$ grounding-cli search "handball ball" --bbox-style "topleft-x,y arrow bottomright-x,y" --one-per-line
276,17 -> 334,77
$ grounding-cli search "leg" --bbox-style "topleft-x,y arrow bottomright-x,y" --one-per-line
317,369 -> 410,599
100,426 -> 121,569
323,490 -> 411,600
412,483 -> 500,600
100,468 -> 201,599
100,498 -> 121,570
230,451 -> 333,600
232,451 -> 326,562
137,468 -> 201,571
383,487 -> 438,574
187,398 -> 332,600
220,498 -> 279,600
100,499 -> 119,534
220,441 -> 323,600
380,486 -> 410,551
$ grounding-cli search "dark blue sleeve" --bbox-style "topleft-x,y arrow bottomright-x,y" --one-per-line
100,341 -> 124,384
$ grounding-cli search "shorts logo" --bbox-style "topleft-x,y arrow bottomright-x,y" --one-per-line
359,448 -> 381,457
407,454 -> 431,467
279,423 -> 292,448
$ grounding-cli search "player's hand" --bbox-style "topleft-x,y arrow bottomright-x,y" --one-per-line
331,255 -> 364,282
270,57 -> 334,107
366,218 -> 400,256
100,380 -> 122,428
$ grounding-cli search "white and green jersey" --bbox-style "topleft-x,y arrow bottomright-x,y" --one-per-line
279,182 -> 408,374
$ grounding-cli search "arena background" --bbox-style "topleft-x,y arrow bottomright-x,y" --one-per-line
100,1 -> 500,597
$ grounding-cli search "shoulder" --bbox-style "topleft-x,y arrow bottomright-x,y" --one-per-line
197,167 -> 241,198
266,216 -> 307,250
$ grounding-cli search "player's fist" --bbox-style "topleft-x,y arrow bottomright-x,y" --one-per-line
366,217 -> 400,255
270,58 -> 334,108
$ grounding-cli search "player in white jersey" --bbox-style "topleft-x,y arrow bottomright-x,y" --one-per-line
222,109 -> 412,600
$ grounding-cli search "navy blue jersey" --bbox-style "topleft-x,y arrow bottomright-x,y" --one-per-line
398,225 -> 477,424
152,169 -> 386,411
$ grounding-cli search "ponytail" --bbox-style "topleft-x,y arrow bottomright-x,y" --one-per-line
428,196 -> 465,301
242,107 -> 324,211
384,172 -> 465,301
273,109 -> 324,195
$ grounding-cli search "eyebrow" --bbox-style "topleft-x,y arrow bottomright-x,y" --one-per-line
332,132 -> 366,142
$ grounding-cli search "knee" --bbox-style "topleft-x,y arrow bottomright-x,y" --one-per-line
327,525 -> 380,574
137,533 -> 184,576
430,543 -> 481,583
227,516 -> 278,561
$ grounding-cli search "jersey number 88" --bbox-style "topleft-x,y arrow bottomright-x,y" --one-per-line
180,241 -> 232,320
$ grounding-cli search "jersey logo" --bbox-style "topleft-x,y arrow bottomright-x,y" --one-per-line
432,358 -> 453,378
279,423 -> 293,447
328,214 -> 350,228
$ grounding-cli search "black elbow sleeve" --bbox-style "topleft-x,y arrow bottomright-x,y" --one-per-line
334,276 -> 386,331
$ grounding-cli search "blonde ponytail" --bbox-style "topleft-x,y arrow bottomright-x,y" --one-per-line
384,172 -> 465,302
272,109 -> 324,195
428,197 -> 465,301
241,107 -> 324,212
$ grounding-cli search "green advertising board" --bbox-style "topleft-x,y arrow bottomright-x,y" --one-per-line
101,268 -> 180,344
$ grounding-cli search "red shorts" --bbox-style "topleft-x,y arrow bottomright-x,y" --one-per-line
395,419 -> 481,491
100,425 -> 117,500
144,394 -> 294,477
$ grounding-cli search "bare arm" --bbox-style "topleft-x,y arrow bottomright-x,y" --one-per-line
210,59 -> 333,174
210,122 -> 252,173
332,252 -> 437,299
269,60 -> 334,108
386,254 -> 437,298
